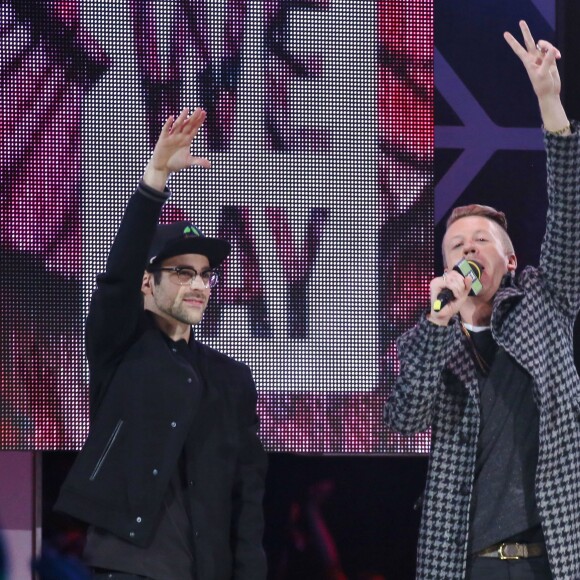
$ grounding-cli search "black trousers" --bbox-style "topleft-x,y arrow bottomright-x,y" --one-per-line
466,555 -> 553,579
91,569 -> 152,580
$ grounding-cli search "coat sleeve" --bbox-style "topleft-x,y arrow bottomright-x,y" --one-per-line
230,365 -> 268,580
539,123 -> 580,317
384,314 -> 454,435
85,182 -> 168,414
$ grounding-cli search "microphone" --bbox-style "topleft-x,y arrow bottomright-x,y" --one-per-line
433,259 -> 484,312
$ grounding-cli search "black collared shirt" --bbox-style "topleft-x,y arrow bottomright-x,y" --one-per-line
467,327 -> 541,553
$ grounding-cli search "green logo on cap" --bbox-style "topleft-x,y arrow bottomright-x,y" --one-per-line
183,225 -> 201,237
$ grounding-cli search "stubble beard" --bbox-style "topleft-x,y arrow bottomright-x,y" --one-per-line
155,293 -> 207,327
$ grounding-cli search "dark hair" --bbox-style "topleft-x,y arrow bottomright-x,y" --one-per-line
151,269 -> 163,285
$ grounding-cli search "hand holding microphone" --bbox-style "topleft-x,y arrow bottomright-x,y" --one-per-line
429,259 -> 483,325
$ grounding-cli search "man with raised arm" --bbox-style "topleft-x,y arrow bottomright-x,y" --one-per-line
56,108 -> 267,580
385,21 -> 580,580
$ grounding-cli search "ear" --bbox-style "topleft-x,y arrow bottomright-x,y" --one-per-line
141,271 -> 154,296
507,253 -> 517,273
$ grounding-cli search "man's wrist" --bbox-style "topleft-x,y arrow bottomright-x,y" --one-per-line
142,163 -> 170,191
427,313 -> 450,327
538,97 -> 570,135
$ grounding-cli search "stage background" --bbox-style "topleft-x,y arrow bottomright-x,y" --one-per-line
1,0 -> 433,454
0,0 -> 562,460
3,0 -> 574,579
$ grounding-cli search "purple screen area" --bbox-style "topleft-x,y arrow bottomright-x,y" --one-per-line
0,0 -> 432,454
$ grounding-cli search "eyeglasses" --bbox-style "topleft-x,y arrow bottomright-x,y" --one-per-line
153,266 -> 219,288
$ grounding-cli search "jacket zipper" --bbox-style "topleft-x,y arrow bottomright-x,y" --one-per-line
90,419 -> 124,481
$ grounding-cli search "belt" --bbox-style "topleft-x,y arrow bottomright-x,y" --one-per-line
476,542 -> 545,560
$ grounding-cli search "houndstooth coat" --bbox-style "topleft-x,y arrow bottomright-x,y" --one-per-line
385,125 -> 580,580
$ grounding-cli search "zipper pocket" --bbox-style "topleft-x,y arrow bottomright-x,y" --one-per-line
90,419 -> 124,481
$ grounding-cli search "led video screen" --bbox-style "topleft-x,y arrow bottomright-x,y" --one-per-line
0,0 -> 432,453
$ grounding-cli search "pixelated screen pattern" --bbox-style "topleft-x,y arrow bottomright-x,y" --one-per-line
0,0 -> 432,454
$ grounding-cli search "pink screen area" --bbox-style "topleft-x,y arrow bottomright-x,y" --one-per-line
0,0 -> 432,454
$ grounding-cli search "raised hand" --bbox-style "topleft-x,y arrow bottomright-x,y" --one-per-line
504,20 -> 561,99
504,20 -> 569,134
143,107 -> 211,190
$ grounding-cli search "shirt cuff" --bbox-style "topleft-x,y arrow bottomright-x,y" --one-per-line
137,179 -> 171,203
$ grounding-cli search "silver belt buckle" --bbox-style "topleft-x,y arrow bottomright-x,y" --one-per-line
498,542 -> 522,560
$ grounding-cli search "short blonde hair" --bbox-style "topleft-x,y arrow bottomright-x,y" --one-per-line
442,204 -> 516,269
446,204 -> 508,231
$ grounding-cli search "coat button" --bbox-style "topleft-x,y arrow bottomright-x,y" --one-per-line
152,469 -> 159,476
172,348 -> 177,353
187,377 -> 193,383
171,421 -> 177,428
129,531 -> 135,538
136,517 -> 142,523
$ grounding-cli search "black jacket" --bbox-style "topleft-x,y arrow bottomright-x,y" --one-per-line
55,183 -> 267,579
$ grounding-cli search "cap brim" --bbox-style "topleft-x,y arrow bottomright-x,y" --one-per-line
150,237 -> 231,269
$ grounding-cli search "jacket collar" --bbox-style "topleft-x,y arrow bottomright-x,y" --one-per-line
492,272 -> 524,328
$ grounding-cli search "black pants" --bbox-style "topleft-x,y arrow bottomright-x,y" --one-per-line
466,555 -> 553,579
91,569 -> 152,580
